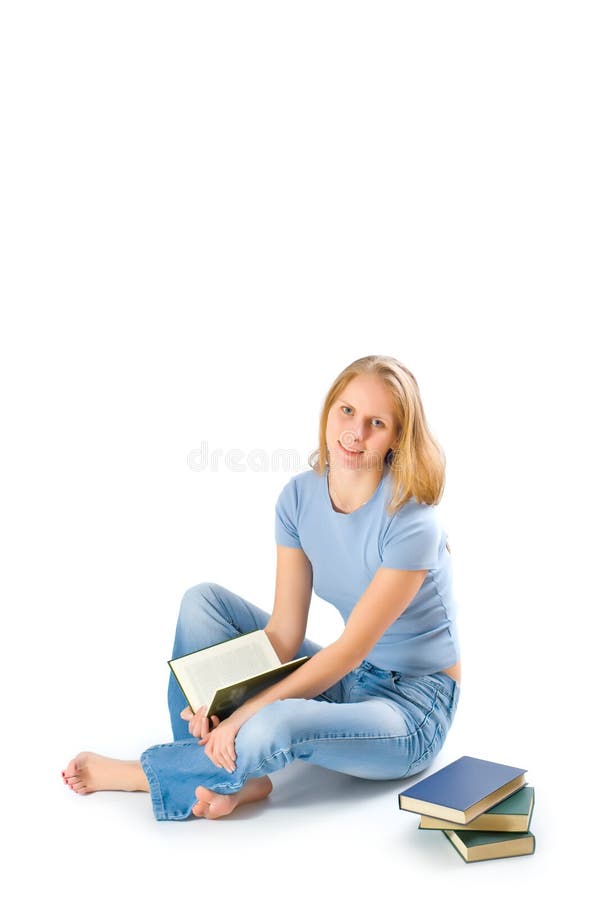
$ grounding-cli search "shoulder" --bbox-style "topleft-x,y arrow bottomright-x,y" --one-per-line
275,468 -> 322,504
384,496 -> 441,539
274,469 -> 323,548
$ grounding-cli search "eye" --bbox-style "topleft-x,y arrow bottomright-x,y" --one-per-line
341,406 -> 385,427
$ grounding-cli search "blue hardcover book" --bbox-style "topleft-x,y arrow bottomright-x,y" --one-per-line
398,756 -> 527,825
418,785 -> 535,831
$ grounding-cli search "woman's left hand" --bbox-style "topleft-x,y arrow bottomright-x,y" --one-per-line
199,715 -> 242,773
181,704 -> 247,773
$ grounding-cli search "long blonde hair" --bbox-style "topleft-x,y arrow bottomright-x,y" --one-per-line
308,355 -> 446,515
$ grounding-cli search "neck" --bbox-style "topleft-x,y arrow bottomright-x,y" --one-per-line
327,465 -> 386,511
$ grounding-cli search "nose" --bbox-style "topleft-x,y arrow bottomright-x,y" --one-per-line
354,422 -> 370,442
342,425 -> 367,446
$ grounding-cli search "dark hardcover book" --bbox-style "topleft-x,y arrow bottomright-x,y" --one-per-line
443,828 -> 536,862
168,629 -> 309,720
418,786 -> 535,832
206,659 -> 309,719
398,756 -> 527,825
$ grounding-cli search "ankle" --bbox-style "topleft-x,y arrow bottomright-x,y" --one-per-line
121,759 -> 150,794
127,760 -> 150,792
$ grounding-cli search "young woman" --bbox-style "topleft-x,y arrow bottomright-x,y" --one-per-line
62,354 -> 461,821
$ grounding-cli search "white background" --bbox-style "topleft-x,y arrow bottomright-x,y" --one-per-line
2,2 -> 600,896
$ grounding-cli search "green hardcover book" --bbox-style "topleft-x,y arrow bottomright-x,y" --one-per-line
168,629 -> 309,720
443,829 -> 536,862
418,786 -> 534,831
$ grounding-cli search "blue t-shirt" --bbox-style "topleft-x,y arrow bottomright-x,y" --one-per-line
274,466 -> 460,675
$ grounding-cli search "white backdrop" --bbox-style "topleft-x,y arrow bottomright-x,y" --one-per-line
2,2 -> 599,896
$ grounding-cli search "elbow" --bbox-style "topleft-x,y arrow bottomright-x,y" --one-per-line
333,635 -> 366,672
264,624 -> 302,665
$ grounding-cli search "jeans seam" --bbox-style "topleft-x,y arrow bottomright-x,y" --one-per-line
206,582 -> 239,631
140,750 -> 167,821
395,673 -> 454,704
293,731 -> 410,744
400,686 -> 447,776
393,683 -> 442,732
403,721 -> 444,776
210,746 -> 292,791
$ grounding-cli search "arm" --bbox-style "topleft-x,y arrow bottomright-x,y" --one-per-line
231,564 -> 428,727
184,544 -> 312,741
263,544 -> 313,663
194,565 -> 428,772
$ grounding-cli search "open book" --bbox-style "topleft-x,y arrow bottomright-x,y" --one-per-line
168,629 -> 310,720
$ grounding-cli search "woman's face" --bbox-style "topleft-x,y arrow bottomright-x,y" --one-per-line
325,374 -> 399,472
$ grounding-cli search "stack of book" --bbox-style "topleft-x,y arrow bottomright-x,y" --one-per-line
398,755 -> 536,863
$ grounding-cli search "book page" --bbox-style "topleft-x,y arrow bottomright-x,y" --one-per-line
170,630 -> 281,711
208,656 -> 309,719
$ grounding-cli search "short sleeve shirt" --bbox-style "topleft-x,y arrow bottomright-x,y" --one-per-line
275,466 -> 460,675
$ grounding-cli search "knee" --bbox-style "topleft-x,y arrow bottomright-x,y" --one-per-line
178,582 -> 224,625
236,699 -> 306,755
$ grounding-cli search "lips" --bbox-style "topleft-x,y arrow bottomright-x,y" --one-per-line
338,440 -> 364,455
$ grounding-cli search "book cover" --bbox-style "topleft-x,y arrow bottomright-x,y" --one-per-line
398,756 -> 527,824
443,828 -> 536,862
418,785 -> 535,832
168,629 -> 309,719
206,656 -> 309,719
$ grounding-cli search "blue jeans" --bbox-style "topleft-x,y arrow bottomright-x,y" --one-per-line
140,582 -> 461,821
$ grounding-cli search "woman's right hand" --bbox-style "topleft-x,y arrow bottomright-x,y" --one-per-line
180,705 -> 220,740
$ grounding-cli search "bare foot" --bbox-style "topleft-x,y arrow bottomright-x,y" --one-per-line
62,752 -> 149,795
192,776 -> 273,819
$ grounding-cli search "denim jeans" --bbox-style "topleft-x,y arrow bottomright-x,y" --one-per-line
140,582 -> 461,821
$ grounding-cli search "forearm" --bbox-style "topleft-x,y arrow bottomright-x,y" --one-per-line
263,624 -> 299,665
230,639 -> 359,728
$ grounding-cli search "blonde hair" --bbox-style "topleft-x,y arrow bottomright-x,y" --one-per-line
308,355 -> 446,515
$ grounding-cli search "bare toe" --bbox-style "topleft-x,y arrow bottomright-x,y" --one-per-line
61,751 -> 146,794
193,785 -> 237,819
192,800 -> 209,817
191,786 -> 212,818
195,786 -> 214,803
64,753 -> 84,778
